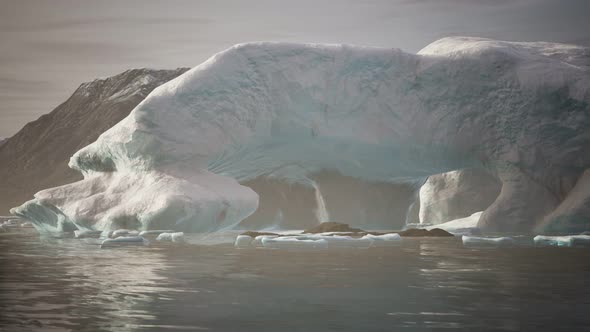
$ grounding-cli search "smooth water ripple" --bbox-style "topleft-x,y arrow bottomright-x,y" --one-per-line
0,232 -> 588,331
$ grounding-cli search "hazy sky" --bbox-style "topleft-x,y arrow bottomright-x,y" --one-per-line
1,0 -> 589,138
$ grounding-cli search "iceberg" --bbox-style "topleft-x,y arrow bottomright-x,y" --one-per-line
11,37 -> 590,234
426,212 -> 483,236
419,169 -> 500,225
533,235 -> 590,247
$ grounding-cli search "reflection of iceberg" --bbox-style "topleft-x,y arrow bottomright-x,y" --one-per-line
12,37 -> 590,234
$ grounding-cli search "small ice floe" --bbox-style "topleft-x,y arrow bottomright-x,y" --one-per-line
155,232 -> 185,243
251,235 -> 278,247
234,235 -> 254,248
0,219 -> 35,232
362,233 -> 402,247
0,220 -> 21,229
533,235 -> 590,247
20,221 -> 34,228
139,230 -> 175,237
261,236 -> 328,249
261,235 -> 372,249
74,230 -> 103,239
462,236 -> 514,247
112,229 -> 139,237
100,236 -> 149,249
313,235 -> 372,248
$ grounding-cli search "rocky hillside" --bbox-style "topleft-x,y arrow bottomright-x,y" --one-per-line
0,68 -> 188,214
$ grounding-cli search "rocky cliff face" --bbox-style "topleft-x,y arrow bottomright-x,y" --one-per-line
0,68 -> 188,214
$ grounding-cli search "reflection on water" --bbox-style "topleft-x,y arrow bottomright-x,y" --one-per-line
0,233 -> 589,331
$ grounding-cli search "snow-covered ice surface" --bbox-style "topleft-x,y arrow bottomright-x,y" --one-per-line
533,235 -> 590,247
12,37 -> 590,235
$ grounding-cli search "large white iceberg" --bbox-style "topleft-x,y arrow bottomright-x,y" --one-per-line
11,37 -> 590,234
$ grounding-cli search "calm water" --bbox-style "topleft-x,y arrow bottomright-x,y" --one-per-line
0,231 -> 588,332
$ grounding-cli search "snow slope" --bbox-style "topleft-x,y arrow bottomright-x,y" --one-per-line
12,37 -> 590,234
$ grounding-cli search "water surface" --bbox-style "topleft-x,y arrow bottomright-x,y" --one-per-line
0,232 -> 588,331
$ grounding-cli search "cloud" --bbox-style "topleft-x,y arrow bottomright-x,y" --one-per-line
0,16 -> 213,32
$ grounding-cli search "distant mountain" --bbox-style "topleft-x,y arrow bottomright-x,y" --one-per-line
0,68 -> 189,214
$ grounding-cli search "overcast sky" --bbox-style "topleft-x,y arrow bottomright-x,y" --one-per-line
0,0 -> 589,138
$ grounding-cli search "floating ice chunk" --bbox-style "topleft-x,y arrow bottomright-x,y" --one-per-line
156,232 -> 186,243
462,236 -> 514,247
262,236 -> 328,249
0,221 -> 20,229
112,229 -> 139,237
310,235 -> 373,248
0,219 -> 35,232
261,235 -> 372,249
251,235 -> 278,247
139,230 -> 175,237
363,233 -> 402,247
234,235 -> 254,248
533,235 -> 590,247
74,230 -> 103,238
100,236 -> 149,248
